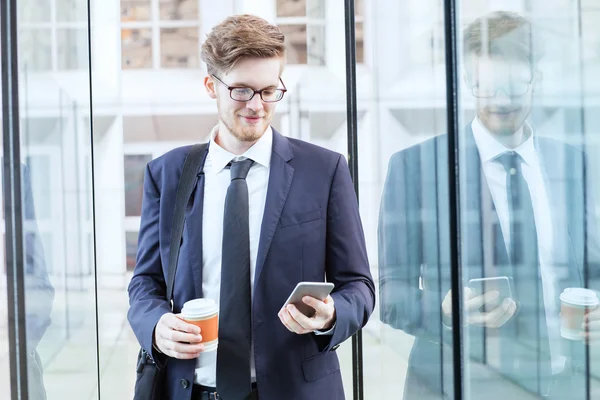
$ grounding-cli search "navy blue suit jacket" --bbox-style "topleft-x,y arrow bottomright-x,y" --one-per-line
128,129 -> 375,400
378,126 -> 600,399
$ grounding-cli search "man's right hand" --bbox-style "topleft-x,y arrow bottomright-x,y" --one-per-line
153,313 -> 204,359
442,287 -> 517,328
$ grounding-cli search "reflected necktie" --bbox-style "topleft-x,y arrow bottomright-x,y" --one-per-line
494,151 -> 552,374
217,158 -> 254,400
494,151 -> 538,266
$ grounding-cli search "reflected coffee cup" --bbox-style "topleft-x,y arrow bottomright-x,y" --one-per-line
181,298 -> 219,351
560,288 -> 599,340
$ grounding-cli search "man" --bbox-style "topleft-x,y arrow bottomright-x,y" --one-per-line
128,14 -> 375,400
378,11 -> 600,399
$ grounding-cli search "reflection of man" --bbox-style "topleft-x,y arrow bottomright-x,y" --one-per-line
378,11 -> 599,399
128,14 -> 375,400
6,165 -> 55,399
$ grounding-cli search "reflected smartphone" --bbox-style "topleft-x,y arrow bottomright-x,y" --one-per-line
282,282 -> 335,317
468,276 -> 514,310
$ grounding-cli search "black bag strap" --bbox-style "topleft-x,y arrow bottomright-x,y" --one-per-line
166,143 -> 208,305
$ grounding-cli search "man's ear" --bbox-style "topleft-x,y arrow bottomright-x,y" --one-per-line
204,75 -> 217,99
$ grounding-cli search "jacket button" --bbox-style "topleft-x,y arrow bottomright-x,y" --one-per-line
180,379 -> 189,389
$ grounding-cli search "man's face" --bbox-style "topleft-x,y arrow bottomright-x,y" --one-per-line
208,57 -> 283,143
468,56 -> 536,136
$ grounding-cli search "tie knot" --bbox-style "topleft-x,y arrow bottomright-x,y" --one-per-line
494,151 -> 522,175
228,158 -> 254,180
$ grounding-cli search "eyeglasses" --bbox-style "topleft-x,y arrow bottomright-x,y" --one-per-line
470,79 -> 533,99
211,74 -> 287,103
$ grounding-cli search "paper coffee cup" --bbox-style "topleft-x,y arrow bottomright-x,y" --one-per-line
560,288 -> 599,340
181,298 -> 219,351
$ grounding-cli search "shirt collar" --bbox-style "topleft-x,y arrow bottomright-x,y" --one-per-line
208,125 -> 273,175
471,117 -> 536,166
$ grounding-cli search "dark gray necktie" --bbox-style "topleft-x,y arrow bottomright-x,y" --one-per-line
217,158 -> 254,400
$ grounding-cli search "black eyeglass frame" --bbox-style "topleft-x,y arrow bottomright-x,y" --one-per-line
211,74 -> 288,103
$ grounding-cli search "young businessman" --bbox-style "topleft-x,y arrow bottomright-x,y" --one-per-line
378,11 -> 600,400
128,14 -> 375,400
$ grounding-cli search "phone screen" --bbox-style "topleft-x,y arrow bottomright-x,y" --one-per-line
468,276 -> 514,310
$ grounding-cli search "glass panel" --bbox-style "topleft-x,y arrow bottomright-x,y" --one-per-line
122,28 -> 153,69
57,28 -> 90,70
18,0 -> 51,23
277,0 -> 306,18
56,0 -> 88,22
457,7 -> 599,399
368,0 -> 452,398
160,27 -> 199,68
124,154 -> 153,217
279,24 -> 307,64
121,0 -> 151,22
159,0 -> 198,21
8,0 -> 98,396
18,29 -> 52,72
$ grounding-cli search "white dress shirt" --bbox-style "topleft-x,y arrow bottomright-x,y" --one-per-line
472,117 -> 565,374
194,126 -> 272,386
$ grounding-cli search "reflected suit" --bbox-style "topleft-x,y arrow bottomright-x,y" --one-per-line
4,165 -> 55,399
377,125 -> 600,399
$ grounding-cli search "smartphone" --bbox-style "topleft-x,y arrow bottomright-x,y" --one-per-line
468,276 -> 514,310
282,281 -> 335,317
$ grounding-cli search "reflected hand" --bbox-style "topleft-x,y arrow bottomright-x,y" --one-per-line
442,287 -> 517,328
581,306 -> 600,345
278,295 -> 336,334
153,313 -> 204,359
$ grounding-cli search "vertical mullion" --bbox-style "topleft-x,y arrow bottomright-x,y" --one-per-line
575,0 -> 590,399
343,1 -> 362,400
443,0 -> 465,398
1,0 -> 29,399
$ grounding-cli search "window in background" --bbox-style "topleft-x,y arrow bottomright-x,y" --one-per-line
18,29 -> 52,72
125,232 -> 139,271
18,0 -> 51,23
276,0 -> 326,66
121,0 -> 151,21
124,154 -> 153,217
18,0 -> 90,71
159,0 -> 197,20
57,28 -> 90,70
160,27 -> 199,68
56,0 -> 88,22
355,0 -> 364,63
122,28 -> 153,69
121,0 -> 200,69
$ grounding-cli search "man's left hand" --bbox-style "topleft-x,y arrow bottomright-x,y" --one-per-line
278,295 -> 336,334
581,306 -> 600,344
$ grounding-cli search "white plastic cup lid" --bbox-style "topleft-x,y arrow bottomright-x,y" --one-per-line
560,288 -> 599,307
182,298 -> 218,318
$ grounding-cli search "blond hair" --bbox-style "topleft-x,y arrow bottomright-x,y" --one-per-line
201,14 -> 286,75
463,11 -> 543,66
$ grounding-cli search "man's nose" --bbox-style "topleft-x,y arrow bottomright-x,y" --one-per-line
246,94 -> 264,111
493,88 -> 512,106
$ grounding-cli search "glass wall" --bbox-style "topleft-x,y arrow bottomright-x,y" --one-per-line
2,0 -> 98,398
370,0 -> 600,399
4,0 -> 600,399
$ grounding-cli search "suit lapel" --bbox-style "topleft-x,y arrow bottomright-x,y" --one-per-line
185,146 -> 210,299
254,129 -> 294,287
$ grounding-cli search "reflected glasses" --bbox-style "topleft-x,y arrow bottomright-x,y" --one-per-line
211,74 -> 287,103
470,79 -> 533,99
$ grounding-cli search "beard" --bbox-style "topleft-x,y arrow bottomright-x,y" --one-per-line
218,106 -> 270,143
